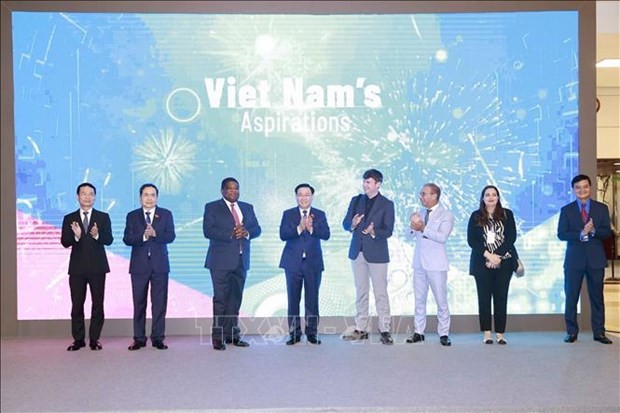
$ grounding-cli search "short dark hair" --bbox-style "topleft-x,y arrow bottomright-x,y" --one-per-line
363,169 -> 383,183
571,174 -> 591,187
295,183 -> 315,194
221,177 -> 239,190
140,183 -> 159,196
423,183 -> 441,199
76,182 -> 96,195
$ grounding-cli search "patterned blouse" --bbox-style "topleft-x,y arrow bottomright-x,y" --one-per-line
483,218 -> 505,253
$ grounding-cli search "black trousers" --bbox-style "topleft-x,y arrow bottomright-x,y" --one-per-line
69,272 -> 106,341
473,266 -> 512,333
210,256 -> 246,344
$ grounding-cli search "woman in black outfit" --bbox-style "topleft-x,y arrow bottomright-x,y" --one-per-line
467,185 -> 517,345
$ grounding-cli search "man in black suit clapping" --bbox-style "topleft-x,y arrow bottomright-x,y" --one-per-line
61,182 -> 113,351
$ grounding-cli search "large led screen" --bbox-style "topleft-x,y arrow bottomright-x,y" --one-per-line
13,11 -> 579,320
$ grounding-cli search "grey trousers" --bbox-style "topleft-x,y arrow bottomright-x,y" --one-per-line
413,266 -> 450,336
351,252 -> 391,333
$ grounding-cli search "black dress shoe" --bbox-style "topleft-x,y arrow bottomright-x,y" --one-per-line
564,334 -> 578,343
152,340 -> 168,350
232,338 -> 249,347
380,331 -> 394,345
439,335 -> 452,346
286,336 -> 301,345
406,333 -> 425,343
593,335 -> 613,344
213,342 -> 227,351
128,340 -> 147,351
89,340 -> 103,350
307,335 -> 322,345
67,340 -> 86,351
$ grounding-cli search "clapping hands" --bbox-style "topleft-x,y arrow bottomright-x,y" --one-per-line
581,218 -> 594,238
233,223 -> 248,239
144,223 -> 156,239
410,212 -> 424,231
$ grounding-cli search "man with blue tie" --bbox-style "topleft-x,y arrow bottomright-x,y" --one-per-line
203,177 -> 262,350
405,183 -> 455,346
279,183 -> 331,345
123,183 -> 176,350
558,174 -> 613,344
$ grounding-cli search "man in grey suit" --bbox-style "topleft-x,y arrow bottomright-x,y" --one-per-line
406,183 -> 455,346
342,169 -> 395,344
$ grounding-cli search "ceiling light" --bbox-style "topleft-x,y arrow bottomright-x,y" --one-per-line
596,58 -> 620,68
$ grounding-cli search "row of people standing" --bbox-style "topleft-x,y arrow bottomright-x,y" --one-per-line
60,171 -> 613,352
61,183 -> 175,351
339,170 -> 516,346
338,170 -> 511,346
339,171 -> 612,347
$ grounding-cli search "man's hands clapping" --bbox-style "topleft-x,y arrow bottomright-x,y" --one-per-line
233,223 -> 248,239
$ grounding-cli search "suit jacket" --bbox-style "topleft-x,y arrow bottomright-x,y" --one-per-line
467,208 -> 517,275
279,207 -> 330,272
342,193 -> 394,263
557,199 -> 611,270
61,209 -> 113,275
203,199 -> 261,271
409,203 -> 454,271
122,207 -> 176,274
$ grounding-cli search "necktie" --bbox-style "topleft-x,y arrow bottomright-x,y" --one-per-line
145,212 -> 152,256
230,203 -> 241,225
581,203 -> 587,223
302,210 -> 308,257
424,209 -> 432,225
82,211 -> 89,234
231,203 -> 242,253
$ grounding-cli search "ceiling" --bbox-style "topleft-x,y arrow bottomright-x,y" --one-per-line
597,1 -> 620,88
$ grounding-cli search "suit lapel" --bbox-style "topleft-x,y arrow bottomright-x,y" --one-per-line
428,204 -> 442,222
222,199 -> 236,225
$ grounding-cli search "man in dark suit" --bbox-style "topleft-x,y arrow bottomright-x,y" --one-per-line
279,183 -> 331,345
203,177 -> 261,350
61,182 -> 113,351
342,169 -> 395,345
558,174 -> 613,344
123,183 -> 176,350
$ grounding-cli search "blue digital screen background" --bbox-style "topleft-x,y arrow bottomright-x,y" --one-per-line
13,11 -> 579,320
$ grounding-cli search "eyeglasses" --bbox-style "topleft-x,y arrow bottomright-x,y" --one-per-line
419,192 -> 436,196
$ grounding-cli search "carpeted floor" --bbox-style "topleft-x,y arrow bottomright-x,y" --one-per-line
2,332 -> 618,412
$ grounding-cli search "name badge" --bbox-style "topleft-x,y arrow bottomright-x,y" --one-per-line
486,232 -> 496,245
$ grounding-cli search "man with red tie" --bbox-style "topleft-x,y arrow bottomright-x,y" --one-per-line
203,177 -> 262,350
278,183 -> 330,345
558,174 -> 613,344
